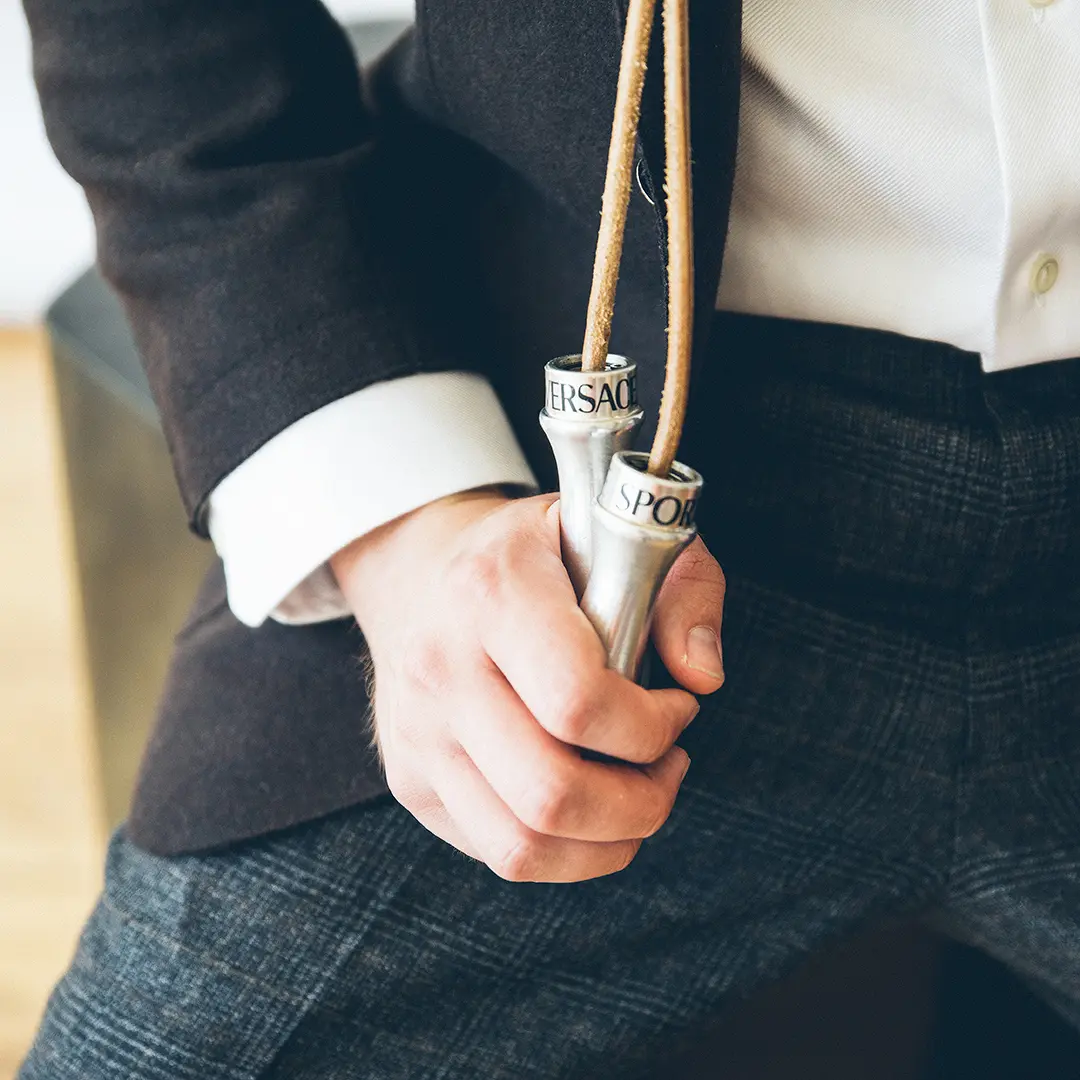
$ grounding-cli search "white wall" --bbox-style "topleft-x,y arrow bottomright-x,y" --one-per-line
0,0 -> 414,324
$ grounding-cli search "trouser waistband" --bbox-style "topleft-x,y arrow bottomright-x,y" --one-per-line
688,313 -> 1080,648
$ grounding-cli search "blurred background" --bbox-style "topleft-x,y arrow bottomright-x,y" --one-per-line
4,2 -> 1080,1077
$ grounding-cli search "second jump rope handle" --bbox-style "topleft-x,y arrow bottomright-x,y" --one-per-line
579,451 -> 702,682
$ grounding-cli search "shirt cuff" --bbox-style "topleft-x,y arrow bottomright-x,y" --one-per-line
208,371 -> 539,627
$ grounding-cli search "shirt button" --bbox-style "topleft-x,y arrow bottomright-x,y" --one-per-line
1031,254 -> 1060,296
1029,0 -> 1057,8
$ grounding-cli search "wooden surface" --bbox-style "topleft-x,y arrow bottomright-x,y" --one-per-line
0,327 -> 105,1078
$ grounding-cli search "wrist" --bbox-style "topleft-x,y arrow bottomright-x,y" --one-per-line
330,486 -> 512,607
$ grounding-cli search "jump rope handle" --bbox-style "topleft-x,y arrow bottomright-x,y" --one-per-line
540,0 -> 701,683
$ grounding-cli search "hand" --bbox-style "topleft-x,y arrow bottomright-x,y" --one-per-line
331,489 -> 726,883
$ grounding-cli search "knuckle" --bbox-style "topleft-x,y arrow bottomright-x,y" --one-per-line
544,684 -> 598,745
378,700 -> 435,762
382,761 -> 419,809
441,738 -> 471,766
614,840 -> 643,875
448,544 -> 505,606
515,769 -> 577,835
666,544 -> 726,597
398,637 -> 454,698
640,789 -> 675,837
685,553 -> 725,587
642,722 -> 677,765
490,833 -> 542,882
390,709 -> 427,751
620,713 -> 674,766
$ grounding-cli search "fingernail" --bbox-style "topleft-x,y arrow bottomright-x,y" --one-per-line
685,625 -> 724,680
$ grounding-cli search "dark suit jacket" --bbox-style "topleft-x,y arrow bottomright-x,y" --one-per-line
22,0 -> 742,854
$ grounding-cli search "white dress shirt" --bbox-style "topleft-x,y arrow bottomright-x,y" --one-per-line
213,0 -> 1080,627
718,0 -> 1080,370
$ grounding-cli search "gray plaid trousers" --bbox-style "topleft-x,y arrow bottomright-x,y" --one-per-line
22,314 -> 1080,1078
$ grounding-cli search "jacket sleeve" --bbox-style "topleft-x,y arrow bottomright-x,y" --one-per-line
22,0 -> 468,536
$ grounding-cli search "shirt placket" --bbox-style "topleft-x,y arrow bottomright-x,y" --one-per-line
981,0 -> 1080,370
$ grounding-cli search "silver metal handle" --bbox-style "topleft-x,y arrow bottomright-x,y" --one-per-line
580,451 -> 703,681
539,355 -> 643,597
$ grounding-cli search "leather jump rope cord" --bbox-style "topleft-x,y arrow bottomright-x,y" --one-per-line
579,0 -> 694,480
580,0 -> 657,377
649,0 -> 693,478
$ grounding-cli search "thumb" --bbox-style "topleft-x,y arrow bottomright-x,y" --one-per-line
651,536 -> 726,694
